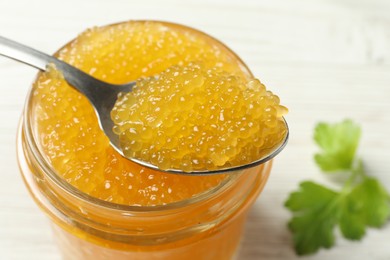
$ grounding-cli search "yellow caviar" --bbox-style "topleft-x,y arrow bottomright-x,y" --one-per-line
111,63 -> 287,171
31,21 -> 258,206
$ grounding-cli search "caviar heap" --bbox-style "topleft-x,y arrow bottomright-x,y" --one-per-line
111,63 -> 287,171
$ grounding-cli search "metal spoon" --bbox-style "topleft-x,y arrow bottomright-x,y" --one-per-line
0,35 -> 289,174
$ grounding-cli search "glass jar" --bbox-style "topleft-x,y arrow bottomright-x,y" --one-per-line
16,21 -> 274,260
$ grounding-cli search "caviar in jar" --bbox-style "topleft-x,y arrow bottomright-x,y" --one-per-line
18,20 -> 285,260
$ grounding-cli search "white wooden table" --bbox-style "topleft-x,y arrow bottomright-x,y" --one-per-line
1,0 -> 390,259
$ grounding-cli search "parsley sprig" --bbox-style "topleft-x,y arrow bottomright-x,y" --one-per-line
285,119 -> 390,255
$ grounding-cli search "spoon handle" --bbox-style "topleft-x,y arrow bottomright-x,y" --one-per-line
0,35 -> 121,100
0,35 -> 95,89
0,35 -> 56,70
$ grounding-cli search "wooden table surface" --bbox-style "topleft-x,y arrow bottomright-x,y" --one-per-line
1,0 -> 390,259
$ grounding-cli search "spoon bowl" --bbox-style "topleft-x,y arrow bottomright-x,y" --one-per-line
0,35 -> 289,174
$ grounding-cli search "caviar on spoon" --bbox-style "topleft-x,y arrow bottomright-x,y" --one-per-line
0,35 -> 288,174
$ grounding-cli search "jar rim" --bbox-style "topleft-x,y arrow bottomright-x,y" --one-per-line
22,20 -> 253,213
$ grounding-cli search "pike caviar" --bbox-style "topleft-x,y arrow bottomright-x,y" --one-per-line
111,63 -> 288,171
32,21 -> 260,206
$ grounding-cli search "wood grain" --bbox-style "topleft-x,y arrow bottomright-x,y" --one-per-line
1,0 -> 390,259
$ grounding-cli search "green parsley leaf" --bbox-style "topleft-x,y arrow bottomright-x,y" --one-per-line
285,181 -> 341,255
285,119 -> 390,256
286,178 -> 390,255
340,177 -> 390,239
314,119 -> 361,172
